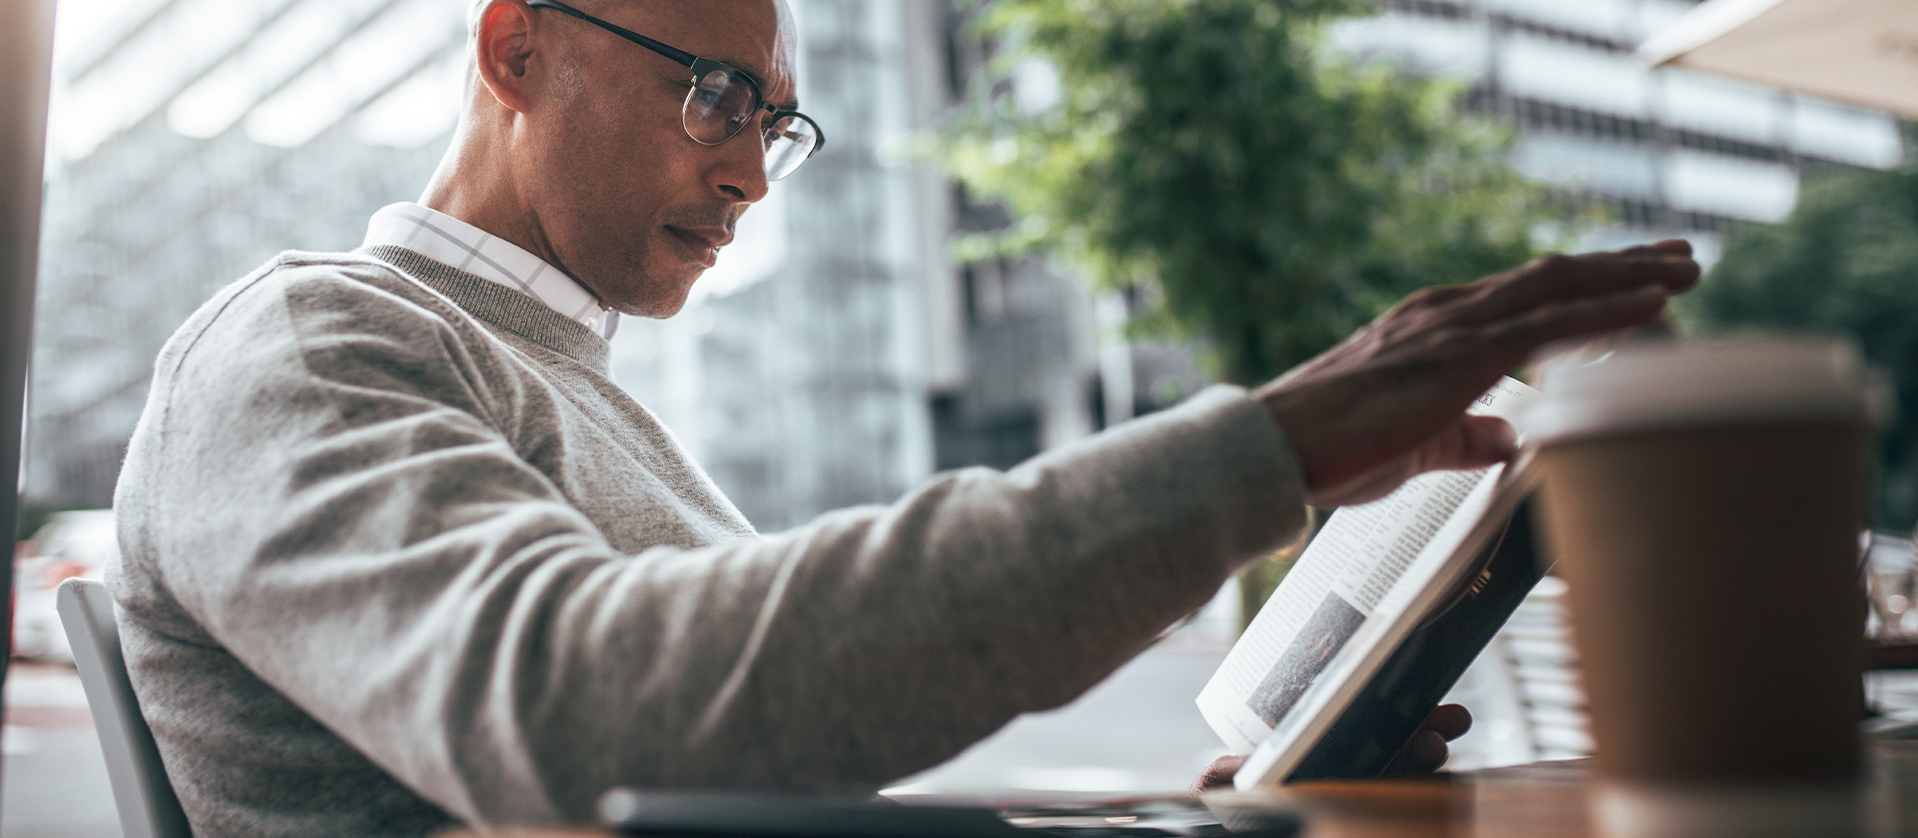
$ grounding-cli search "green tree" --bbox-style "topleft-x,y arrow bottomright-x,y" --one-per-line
933,0 -> 1567,623
1678,164 -> 1918,529
936,0 -> 1560,386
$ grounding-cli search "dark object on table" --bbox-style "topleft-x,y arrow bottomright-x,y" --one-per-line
598,790 -> 1301,838
600,790 -> 1017,838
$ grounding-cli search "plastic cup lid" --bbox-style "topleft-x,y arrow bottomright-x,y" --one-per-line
1523,338 -> 1889,446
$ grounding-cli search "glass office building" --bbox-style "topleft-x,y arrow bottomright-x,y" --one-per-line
1336,0 -> 1904,259
28,0 -> 465,506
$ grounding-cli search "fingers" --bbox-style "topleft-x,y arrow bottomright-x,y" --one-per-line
1406,731 -> 1448,768
1465,251 -> 1696,326
1192,713 -> 1469,790
1422,703 -> 1473,741
1613,238 -> 1692,257
1484,284 -> 1670,356
1380,704 -> 1476,777
1418,239 -> 1697,331
1191,754 -> 1249,793
1260,241 -> 1696,519
1382,730 -> 1449,777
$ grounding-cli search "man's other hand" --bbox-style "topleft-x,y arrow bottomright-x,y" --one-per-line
1380,703 -> 1473,777
1190,703 -> 1474,792
1257,240 -> 1699,507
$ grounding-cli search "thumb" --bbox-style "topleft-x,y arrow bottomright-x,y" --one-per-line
1191,754 -> 1249,794
1304,416 -> 1517,509
1411,415 -> 1517,474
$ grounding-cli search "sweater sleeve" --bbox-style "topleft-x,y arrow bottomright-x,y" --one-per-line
114,260 -> 1311,825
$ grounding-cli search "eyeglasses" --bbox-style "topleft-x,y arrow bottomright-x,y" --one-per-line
527,0 -> 825,181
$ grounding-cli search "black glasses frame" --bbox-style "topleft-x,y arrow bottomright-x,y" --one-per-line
526,0 -> 825,167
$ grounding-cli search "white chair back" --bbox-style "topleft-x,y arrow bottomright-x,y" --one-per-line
55,578 -> 192,838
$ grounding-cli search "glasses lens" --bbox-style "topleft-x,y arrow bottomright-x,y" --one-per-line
683,70 -> 757,144
764,115 -> 819,180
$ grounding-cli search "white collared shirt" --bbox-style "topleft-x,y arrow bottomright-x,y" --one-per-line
362,202 -> 619,339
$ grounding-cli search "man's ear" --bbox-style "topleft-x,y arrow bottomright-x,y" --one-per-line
474,0 -> 539,114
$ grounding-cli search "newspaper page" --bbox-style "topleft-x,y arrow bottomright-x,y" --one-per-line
1195,377 -> 1538,752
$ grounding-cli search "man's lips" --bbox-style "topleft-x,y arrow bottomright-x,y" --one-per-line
665,225 -> 733,269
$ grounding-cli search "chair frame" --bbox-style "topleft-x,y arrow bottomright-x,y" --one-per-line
56,578 -> 193,838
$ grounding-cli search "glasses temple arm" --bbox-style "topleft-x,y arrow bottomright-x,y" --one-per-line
525,0 -> 699,67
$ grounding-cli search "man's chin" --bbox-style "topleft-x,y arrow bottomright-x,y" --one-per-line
613,267 -> 701,320
650,289 -> 700,321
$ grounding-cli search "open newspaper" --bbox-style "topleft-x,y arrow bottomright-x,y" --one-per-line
1196,376 -> 1543,790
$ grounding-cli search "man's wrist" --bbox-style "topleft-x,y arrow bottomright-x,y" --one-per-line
1252,381 -> 1341,494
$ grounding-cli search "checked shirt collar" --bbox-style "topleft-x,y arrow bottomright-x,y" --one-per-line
362,202 -> 619,339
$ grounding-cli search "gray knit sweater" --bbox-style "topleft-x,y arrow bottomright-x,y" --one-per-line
108,247 -> 1309,836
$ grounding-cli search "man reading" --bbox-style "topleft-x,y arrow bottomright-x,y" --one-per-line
108,0 -> 1700,835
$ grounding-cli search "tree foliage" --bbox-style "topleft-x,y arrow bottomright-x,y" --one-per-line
935,0 -> 1560,384
1678,164 -> 1918,528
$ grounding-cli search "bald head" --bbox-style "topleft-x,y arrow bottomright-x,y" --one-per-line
424,0 -> 799,319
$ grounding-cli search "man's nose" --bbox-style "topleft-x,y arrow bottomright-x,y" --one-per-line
711,130 -> 771,204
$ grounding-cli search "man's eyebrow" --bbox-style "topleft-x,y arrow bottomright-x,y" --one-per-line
717,59 -> 798,111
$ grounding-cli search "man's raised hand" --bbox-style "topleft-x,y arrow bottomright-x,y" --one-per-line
1256,240 -> 1699,508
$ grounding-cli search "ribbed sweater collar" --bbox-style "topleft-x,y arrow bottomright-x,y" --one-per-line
358,244 -> 611,374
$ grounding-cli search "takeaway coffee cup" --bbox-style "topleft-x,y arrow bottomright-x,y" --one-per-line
1525,339 -> 1885,838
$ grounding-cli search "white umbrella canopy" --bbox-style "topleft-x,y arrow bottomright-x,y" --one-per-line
1639,0 -> 1918,119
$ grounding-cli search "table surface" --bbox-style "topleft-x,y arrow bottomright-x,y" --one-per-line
465,740 -> 1918,838
1245,739 -> 1918,837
